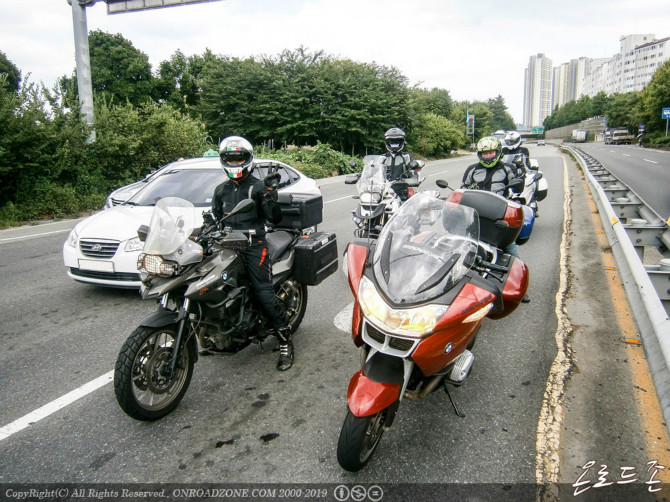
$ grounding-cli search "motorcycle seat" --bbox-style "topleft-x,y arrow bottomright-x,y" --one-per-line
266,230 -> 293,262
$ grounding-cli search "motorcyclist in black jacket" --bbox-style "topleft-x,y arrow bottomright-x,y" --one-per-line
502,131 -> 531,174
382,127 -> 415,181
212,136 -> 294,371
461,136 -> 530,302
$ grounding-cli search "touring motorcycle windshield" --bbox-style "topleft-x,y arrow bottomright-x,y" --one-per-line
372,193 -> 480,304
356,155 -> 387,198
143,197 -> 197,255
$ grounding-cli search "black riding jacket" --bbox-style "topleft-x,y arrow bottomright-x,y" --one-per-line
212,175 -> 282,238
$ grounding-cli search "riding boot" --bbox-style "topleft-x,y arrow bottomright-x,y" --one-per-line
276,327 -> 294,371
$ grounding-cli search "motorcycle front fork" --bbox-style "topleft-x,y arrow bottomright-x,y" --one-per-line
168,296 -> 191,379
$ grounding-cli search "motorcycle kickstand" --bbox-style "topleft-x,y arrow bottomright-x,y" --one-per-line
443,381 -> 466,418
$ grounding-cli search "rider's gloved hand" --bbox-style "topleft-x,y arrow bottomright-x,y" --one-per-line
262,186 -> 278,201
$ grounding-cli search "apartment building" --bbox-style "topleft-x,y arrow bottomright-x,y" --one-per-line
523,34 -> 669,127
523,53 -> 553,128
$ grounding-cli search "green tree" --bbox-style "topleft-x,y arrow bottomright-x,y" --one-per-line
0,51 -> 21,93
409,87 -> 453,119
640,60 -> 670,135
408,113 -> 464,157
88,99 -> 208,190
487,95 -> 516,132
61,30 -> 155,107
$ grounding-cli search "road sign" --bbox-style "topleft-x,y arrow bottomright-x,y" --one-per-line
662,108 -> 670,119
532,127 -> 544,134
106,0 -> 222,14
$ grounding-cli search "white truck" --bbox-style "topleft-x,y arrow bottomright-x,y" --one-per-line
571,129 -> 587,143
604,128 -> 634,145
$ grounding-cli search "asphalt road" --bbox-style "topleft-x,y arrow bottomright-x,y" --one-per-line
0,145 -> 667,500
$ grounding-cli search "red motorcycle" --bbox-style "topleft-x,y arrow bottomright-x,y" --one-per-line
337,182 -> 529,471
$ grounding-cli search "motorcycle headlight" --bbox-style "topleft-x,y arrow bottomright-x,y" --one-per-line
124,236 -> 143,252
358,275 -> 446,336
137,253 -> 179,276
360,192 -> 382,205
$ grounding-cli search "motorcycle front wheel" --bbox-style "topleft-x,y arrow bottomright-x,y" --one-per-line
114,324 -> 196,421
337,407 -> 388,472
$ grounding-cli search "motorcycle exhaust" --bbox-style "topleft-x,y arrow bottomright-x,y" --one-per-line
404,374 -> 445,401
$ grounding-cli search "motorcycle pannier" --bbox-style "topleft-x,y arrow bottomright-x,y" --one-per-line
293,232 -> 338,286
276,194 -> 323,230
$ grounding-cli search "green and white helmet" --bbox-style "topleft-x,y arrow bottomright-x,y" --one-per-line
476,136 -> 503,168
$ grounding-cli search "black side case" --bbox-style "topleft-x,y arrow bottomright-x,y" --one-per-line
293,232 -> 338,286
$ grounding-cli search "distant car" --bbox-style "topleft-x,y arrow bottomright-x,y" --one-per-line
64,157 -> 322,288
537,139 -> 546,146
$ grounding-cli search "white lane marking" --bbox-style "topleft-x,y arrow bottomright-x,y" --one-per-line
535,155 -> 572,484
643,159 -> 658,164
0,229 -> 70,243
622,153 -> 631,157
0,371 -> 113,441
334,302 -> 354,333
325,195 -> 355,204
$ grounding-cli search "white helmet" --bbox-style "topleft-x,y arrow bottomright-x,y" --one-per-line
219,136 -> 254,180
504,131 -> 522,151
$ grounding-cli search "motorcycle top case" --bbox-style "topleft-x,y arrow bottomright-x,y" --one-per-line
450,190 -> 523,248
275,193 -> 323,230
293,232 -> 338,286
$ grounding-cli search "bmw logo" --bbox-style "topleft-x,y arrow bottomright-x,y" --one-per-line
221,272 -> 228,281
444,342 -> 453,354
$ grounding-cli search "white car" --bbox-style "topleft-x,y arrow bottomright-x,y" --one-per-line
63,157 -> 322,288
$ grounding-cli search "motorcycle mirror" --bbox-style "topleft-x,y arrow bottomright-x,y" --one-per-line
222,199 -> 256,221
534,172 -> 543,181
137,224 -> 149,242
435,179 -> 449,189
344,173 -> 361,184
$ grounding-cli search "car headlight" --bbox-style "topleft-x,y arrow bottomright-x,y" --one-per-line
125,236 -> 143,252
358,275 -> 446,337
65,228 -> 79,248
137,253 -> 179,276
360,192 -> 382,204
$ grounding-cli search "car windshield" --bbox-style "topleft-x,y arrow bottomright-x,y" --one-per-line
128,168 -> 228,207
356,155 -> 387,195
372,193 -> 480,304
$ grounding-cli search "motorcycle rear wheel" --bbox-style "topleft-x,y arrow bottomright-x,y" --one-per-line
277,280 -> 308,333
337,407 -> 388,472
114,324 -> 196,421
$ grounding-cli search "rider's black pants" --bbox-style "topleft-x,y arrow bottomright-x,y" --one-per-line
240,240 -> 289,331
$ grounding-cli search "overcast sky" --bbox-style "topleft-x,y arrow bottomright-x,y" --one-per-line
1,0 -> 669,125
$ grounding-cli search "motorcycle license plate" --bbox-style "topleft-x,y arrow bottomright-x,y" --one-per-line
78,259 -> 114,272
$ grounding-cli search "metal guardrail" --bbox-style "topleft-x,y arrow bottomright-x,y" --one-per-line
563,145 -> 670,432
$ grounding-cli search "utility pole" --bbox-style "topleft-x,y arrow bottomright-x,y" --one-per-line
69,0 -> 97,141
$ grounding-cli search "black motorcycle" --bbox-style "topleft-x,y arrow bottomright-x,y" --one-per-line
114,193 -> 337,420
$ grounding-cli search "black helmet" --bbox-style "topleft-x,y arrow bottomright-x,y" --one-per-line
384,127 -> 406,153
219,136 -> 254,180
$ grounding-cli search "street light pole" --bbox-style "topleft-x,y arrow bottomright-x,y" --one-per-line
69,0 -> 96,141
